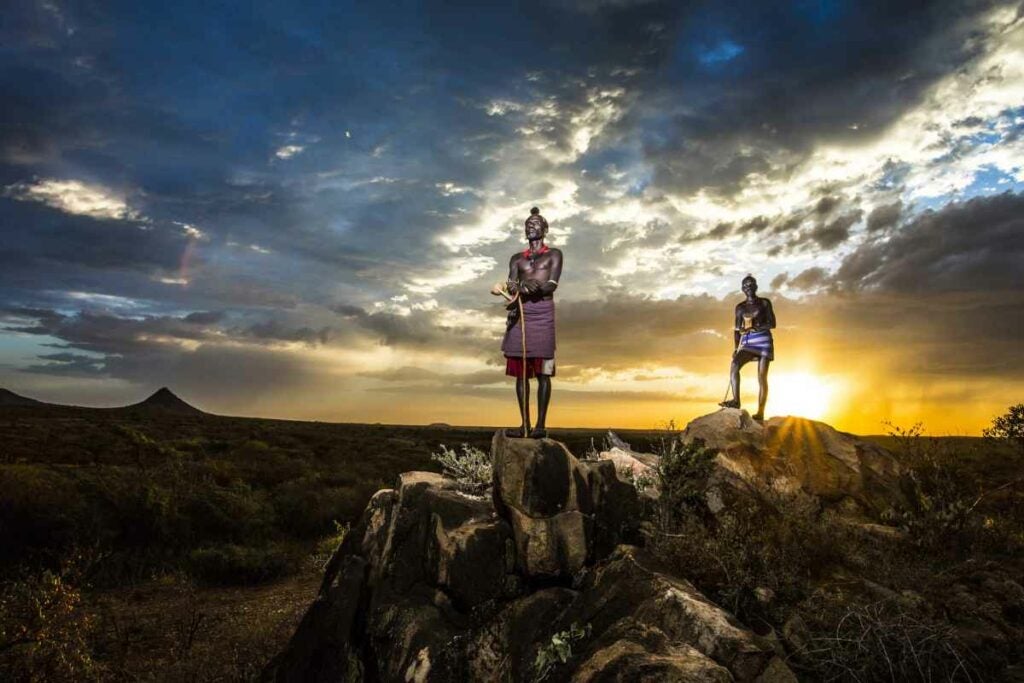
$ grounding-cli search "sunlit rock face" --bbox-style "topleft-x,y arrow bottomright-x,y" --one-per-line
683,408 -> 908,518
262,430 -> 792,682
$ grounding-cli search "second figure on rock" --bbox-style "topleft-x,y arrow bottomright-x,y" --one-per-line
501,207 -> 562,438
720,274 -> 776,421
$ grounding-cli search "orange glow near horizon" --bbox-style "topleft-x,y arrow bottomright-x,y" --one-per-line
765,372 -> 841,421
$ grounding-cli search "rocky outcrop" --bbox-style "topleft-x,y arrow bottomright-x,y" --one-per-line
597,437 -> 660,500
683,408 -> 907,517
263,429 -> 793,682
492,431 -> 641,577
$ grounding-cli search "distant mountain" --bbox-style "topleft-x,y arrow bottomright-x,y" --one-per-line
0,388 -> 48,407
121,387 -> 206,415
0,386 -> 207,415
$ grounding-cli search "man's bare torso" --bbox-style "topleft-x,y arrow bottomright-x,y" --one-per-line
510,249 -> 563,301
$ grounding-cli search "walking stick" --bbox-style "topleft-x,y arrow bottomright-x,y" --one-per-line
517,293 -> 528,438
492,282 -> 530,437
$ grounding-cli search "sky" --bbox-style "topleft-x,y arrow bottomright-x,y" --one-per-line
1,0 -> 1022,434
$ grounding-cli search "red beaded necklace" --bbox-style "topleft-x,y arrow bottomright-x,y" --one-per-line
522,244 -> 550,258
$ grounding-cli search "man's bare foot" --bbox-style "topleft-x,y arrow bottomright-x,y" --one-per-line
719,399 -> 740,409
752,412 -> 764,421
505,426 -> 530,437
528,427 -> 548,439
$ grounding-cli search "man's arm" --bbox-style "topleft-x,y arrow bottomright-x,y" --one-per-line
762,298 -> 776,330
506,254 -> 520,294
733,304 -> 742,350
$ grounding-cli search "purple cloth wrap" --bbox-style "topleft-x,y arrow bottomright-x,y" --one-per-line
501,297 -> 556,358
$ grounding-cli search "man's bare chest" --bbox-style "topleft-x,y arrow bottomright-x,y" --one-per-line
517,254 -> 554,279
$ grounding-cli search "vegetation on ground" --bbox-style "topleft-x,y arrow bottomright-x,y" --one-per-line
648,405 -> 1024,681
0,406 -> 662,679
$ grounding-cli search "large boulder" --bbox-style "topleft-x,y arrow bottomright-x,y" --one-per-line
491,430 -> 639,578
263,472 -> 515,682
683,408 -> 906,517
560,546 -> 780,681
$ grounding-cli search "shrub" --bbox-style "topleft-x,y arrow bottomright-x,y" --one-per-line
654,435 -> 716,528
649,482 -> 848,623
272,479 -> 362,538
187,543 -> 303,585
310,521 -> 350,570
882,422 -> 1003,554
430,444 -> 492,491
799,596 -> 974,681
533,622 -> 591,682
0,554 -> 102,681
0,466 -> 87,564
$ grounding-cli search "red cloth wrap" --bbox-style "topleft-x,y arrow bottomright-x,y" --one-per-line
505,356 -> 553,378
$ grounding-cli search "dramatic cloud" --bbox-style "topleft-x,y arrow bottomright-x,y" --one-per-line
1,0 -> 1022,433
3,178 -> 140,220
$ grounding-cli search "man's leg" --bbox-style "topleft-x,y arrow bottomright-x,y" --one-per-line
720,354 -> 747,409
531,374 -> 551,438
754,357 -> 770,420
512,375 -> 531,436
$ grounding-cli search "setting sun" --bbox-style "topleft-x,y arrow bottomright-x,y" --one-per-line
768,372 -> 839,420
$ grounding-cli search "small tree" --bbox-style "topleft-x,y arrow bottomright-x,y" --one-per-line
982,403 -> 1024,456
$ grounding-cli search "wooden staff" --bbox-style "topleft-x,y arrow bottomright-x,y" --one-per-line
492,282 -> 529,437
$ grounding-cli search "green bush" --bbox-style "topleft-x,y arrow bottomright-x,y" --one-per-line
649,484 -> 847,622
881,422 -> 1017,556
188,543 -> 303,585
271,479 -> 363,538
0,554 -> 103,681
532,622 -> 591,683
654,435 -> 717,527
0,466 -> 87,562
430,443 -> 492,491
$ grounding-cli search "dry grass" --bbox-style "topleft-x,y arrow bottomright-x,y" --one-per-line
89,571 -> 320,681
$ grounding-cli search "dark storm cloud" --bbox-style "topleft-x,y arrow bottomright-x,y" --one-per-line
330,303 -> 498,351
0,306 -> 221,357
708,196 -> 863,253
23,352 -> 106,377
866,201 -> 903,233
788,267 -> 830,291
802,209 -> 863,250
633,0 -> 994,198
0,200 -> 185,274
234,319 -> 334,346
833,192 -> 1024,293
183,310 -> 225,324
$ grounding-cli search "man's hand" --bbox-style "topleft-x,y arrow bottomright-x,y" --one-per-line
521,279 -> 542,294
506,280 -> 519,295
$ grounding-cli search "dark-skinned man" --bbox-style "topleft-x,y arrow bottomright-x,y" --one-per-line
719,274 -> 776,421
501,207 -> 562,438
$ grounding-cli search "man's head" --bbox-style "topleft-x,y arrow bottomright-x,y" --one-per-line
741,274 -> 758,296
525,206 -> 548,241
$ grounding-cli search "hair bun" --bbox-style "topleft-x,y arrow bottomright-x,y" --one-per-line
530,206 -> 540,215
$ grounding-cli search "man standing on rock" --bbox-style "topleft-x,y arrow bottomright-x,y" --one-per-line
500,207 -> 562,438
720,274 -> 775,421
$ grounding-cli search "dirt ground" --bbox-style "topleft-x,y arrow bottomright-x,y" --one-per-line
88,571 -> 321,681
